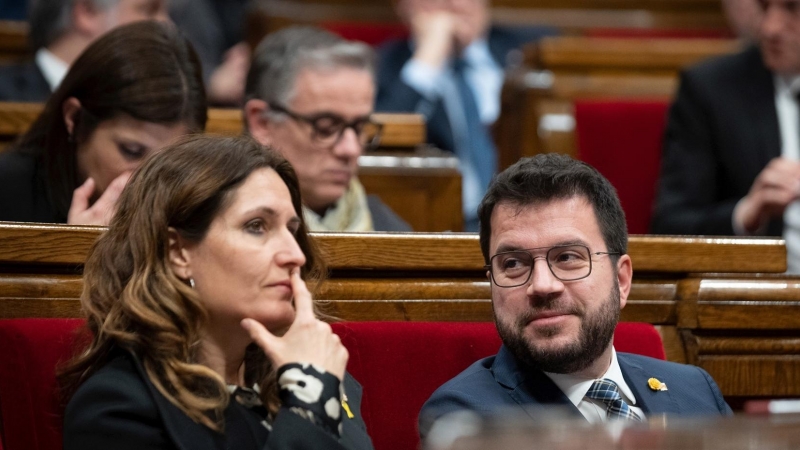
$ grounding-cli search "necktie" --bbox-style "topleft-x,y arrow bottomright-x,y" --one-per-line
452,58 -> 497,195
585,379 -> 643,422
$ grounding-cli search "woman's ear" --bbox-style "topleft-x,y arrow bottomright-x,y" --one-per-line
62,97 -> 82,138
167,227 -> 192,280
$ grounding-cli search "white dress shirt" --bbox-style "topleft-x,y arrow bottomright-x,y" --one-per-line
544,348 -> 646,423
400,39 -> 503,222
774,74 -> 800,274
34,48 -> 69,92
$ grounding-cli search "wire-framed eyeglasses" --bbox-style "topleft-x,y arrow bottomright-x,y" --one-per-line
485,244 -> 621,288
269,103 -> 383,149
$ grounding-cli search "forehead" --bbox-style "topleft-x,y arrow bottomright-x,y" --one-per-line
489,196 -> 604,252
222,168 -> 294,216
288,66 -> 375,114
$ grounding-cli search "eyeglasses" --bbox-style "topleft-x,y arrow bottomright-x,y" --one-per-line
269,103 -> 384,150
485,244 -> 621,288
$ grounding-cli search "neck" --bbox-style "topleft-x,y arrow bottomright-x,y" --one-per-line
198,327 -> 248,386
571,345 -> 614,379
46,33 -> 92,67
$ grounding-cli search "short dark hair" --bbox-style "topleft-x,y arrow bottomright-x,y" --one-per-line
477,153 -> 627,263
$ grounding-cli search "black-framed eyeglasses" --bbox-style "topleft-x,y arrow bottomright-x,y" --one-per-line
269,103 -> 383,150
484,244 -> 621,288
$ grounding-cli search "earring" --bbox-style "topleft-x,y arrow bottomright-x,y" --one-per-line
189,278 -> 196,289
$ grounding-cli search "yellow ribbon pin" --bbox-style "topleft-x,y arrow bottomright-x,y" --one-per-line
648,378 -> 668,391
341,392 -> 354,419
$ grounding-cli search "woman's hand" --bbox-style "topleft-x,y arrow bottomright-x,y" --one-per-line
241,270 -> 348,380
67,172 -> 131,226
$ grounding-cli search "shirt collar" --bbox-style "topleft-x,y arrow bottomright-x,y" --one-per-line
544,347 -> 637,408
775,73 -> 800,96
35,48 -> 69,91
460,37 -> 494,67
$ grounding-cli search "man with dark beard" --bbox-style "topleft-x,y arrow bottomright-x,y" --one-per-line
419,153 -> 731,437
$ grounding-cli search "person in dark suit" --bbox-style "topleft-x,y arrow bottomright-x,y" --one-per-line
651,0 -> 800,272
420,154 -> 732,438
374,0 -> 523,230
243,27 -> 411,232
0,21 -> 206,225
0,0 -> 169,102
61,135 -> 374,450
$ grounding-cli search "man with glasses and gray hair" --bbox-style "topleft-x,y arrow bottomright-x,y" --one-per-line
243,26 -> 410,232
419,153 -> 731,437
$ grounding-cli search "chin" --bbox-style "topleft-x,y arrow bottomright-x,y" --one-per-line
257,309 -> 296,336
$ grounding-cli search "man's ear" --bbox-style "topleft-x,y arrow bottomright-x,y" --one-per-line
244,99 -> 274,146
167,228 -> 193,280
62,97 -> 82,139
71,0 -> 107,38
616,254 -> 633,310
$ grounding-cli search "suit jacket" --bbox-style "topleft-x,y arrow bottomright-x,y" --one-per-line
374,27 -> 521,153
651,45 -> 782,236
419,345 -> 732,438
0,150 -> 63,223
366,194 -> 412,232
0,60 -> 52,102
64,349 -> 374,450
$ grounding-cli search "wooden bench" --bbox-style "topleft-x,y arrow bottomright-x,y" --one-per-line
495,36 -> 741,167
0,222 -> 798,408
0,103 -> 461,231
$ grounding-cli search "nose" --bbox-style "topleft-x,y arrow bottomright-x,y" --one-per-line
275,230 -> 307,269
525,256 -> 565,299
332,127 -> 363,160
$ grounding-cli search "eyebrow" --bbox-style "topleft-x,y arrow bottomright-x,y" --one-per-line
494,238 -> 588,254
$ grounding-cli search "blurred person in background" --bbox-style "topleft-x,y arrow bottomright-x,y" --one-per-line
0,21 -> 206,225
0,0 -> 168,101
243,26 -> 411,232
652,0 -> 800,273
374,0 -> 523,231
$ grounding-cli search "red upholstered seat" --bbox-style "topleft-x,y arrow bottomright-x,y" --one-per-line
0,319 -> 664,450
574,100 -> 670,234
320,22 -> 409,47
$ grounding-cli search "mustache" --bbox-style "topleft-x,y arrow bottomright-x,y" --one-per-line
515,300 -> 581,328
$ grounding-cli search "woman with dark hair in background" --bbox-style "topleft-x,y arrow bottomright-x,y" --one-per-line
0,20 -> 206,225
61,134 -> 373,450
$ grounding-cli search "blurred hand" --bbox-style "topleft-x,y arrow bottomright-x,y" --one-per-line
67,171 -> 131,226
207,42 -> 250,106
242,269 -> 348,380
734,157 -> 800,233
409,10 -> 458,70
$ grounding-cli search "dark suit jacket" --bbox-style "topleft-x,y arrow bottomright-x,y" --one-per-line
0,60 -> 52,102
64,350 -> 374,450
419,345 -> 732,438
374,28 -> 521,153
0,150 -> 63,223
651,45 -> 782,236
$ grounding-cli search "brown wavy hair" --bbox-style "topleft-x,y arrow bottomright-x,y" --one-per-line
60,134 -> 325,430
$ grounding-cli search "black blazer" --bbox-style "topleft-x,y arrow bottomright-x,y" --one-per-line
0,60 -> 52,102
374,27 -> 521,154
651,46 -> 782,236
64,350 -> 374,450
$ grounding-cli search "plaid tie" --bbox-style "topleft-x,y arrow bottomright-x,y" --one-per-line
585,379 -> 643,422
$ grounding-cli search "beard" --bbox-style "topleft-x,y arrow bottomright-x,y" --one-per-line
495,282 -> 620,374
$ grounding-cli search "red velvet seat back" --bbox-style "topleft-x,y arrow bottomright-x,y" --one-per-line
0,319 -> 664,450
320,22 -> 409,47
574,100 -> 670,234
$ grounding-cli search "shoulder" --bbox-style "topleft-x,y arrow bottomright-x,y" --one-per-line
681,46 -> 767,92
63,352 -> 170,450
366,195 -> 412,232
0,61 -> 50,102
0,150 -> 53,223
422,355 -> 503,414
0,150 -> 37,177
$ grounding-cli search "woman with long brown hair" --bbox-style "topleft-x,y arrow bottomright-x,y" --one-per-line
61,135 -> 373,449
0,20 -> 206,225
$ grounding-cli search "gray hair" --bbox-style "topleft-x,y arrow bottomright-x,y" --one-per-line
29,0 -> 121,50
244,26 -> 375,113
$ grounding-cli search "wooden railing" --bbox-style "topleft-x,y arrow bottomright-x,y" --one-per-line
0,222 -> 797,407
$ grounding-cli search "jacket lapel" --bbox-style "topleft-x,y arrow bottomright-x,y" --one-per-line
618,354 -> 681,416
492,345 -> 583,419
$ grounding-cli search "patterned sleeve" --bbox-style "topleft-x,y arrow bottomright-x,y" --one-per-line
276,363 -> 343,437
